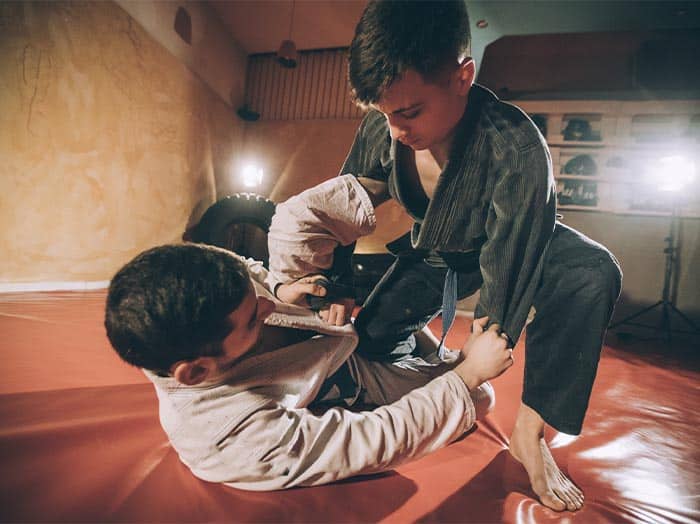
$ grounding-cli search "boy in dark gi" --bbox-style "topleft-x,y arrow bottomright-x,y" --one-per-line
268,0 -> 622,512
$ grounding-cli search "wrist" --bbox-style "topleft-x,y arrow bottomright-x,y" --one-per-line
500,331 -> 513,348
454,361 -> 481,391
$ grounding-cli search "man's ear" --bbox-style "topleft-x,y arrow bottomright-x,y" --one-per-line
453,57 -> 475,96
172,358 -> 216,386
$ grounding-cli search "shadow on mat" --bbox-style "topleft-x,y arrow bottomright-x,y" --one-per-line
415,449 -> 534,523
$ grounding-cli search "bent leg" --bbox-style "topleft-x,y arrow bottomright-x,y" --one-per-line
354,255 -> 481,361
511,223 -> 622,512
524,223 -> 622,434
354,353 -> 495,420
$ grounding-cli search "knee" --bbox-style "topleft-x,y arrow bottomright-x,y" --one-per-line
600,252 -> 623,298
583,251 -> 622,301
470,381 -> 496,420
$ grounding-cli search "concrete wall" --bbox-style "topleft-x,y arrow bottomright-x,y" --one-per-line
0,1 -> 247,285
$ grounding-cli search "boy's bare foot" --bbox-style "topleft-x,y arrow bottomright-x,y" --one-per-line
509,403 -> 584,512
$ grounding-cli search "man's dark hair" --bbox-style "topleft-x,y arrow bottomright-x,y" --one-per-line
105,243 -> 250,373
348,0 -> 471,106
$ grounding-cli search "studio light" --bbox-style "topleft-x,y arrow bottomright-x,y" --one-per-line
610,151 -> 699,343
647,154 -> 696,192
241,164 -> 263,188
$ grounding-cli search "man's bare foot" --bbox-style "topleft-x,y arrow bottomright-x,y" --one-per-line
509,403 -> 584,512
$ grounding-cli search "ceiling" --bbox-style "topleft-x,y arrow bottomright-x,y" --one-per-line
208,1 -> 367,54
208,1 -> 700,70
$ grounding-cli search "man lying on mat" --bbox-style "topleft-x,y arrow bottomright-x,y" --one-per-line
266,1 -> 623,511
104,243 -> 512,491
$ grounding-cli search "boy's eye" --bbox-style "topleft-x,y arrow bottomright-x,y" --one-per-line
403,110 -> 420,119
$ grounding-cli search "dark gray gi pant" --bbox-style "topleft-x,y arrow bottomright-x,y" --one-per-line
353,222 -> 622,435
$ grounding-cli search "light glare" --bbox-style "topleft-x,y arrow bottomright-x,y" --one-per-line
241,164 -> 264,188
647,155 -> 696,192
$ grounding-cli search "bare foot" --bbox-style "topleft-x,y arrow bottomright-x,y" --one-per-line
509,403 -> 584,512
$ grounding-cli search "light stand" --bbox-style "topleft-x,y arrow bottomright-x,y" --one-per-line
610,167 -> 700,345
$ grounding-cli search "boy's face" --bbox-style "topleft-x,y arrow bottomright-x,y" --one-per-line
213,286 -> 275,375
371,64 -> 473,152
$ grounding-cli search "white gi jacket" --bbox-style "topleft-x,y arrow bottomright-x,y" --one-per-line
145,257 -> 481,491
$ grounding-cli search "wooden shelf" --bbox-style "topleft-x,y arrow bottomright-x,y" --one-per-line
556,175 -> 608,181
557,205 -> 601,212
613,209 -> 700,219
548,140 -> 609,147
519,98 -> 700,218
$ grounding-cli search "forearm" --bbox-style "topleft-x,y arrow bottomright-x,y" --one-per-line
266,175 -> 377,290
216,373 -> 475,491
477,213 -> 553,343
476,147 -> 556,344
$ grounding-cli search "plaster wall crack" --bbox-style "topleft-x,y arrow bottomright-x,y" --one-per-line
23,44 -> 42,136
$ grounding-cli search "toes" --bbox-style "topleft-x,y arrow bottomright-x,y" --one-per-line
553,487 -> 579,512
552,476 -> 584,511
571,483 -> 584,500
557,473 -> 585,509
569,491 -> 584,511
568,484 -> 584,505
540,490 -> 567,512
572,488 -> 585,509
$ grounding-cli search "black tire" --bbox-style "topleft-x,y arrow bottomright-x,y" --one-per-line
190,193 -> 277,267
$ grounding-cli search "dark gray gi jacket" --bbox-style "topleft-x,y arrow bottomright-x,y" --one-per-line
340,84 -> 557,345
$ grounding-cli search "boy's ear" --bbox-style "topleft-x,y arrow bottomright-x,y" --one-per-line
453,57 -> 475,96
172,358 -> 216,386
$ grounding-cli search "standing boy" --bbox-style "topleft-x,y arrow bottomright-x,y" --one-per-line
268,0 -> 621,512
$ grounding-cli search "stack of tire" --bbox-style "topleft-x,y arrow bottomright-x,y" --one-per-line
188,193 -> 276,267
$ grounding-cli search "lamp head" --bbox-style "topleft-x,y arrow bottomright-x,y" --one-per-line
277,40 -> 298,69
650,155 -> 696,192
241,164 -> 263,189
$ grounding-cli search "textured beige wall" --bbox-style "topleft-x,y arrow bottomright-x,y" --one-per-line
116,0 -> 247,110
0,1 -> 245,283
241,118 -> 413,254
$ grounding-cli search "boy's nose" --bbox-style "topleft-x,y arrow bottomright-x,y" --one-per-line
389,123 -> 409,141
385,114 -> 409,140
